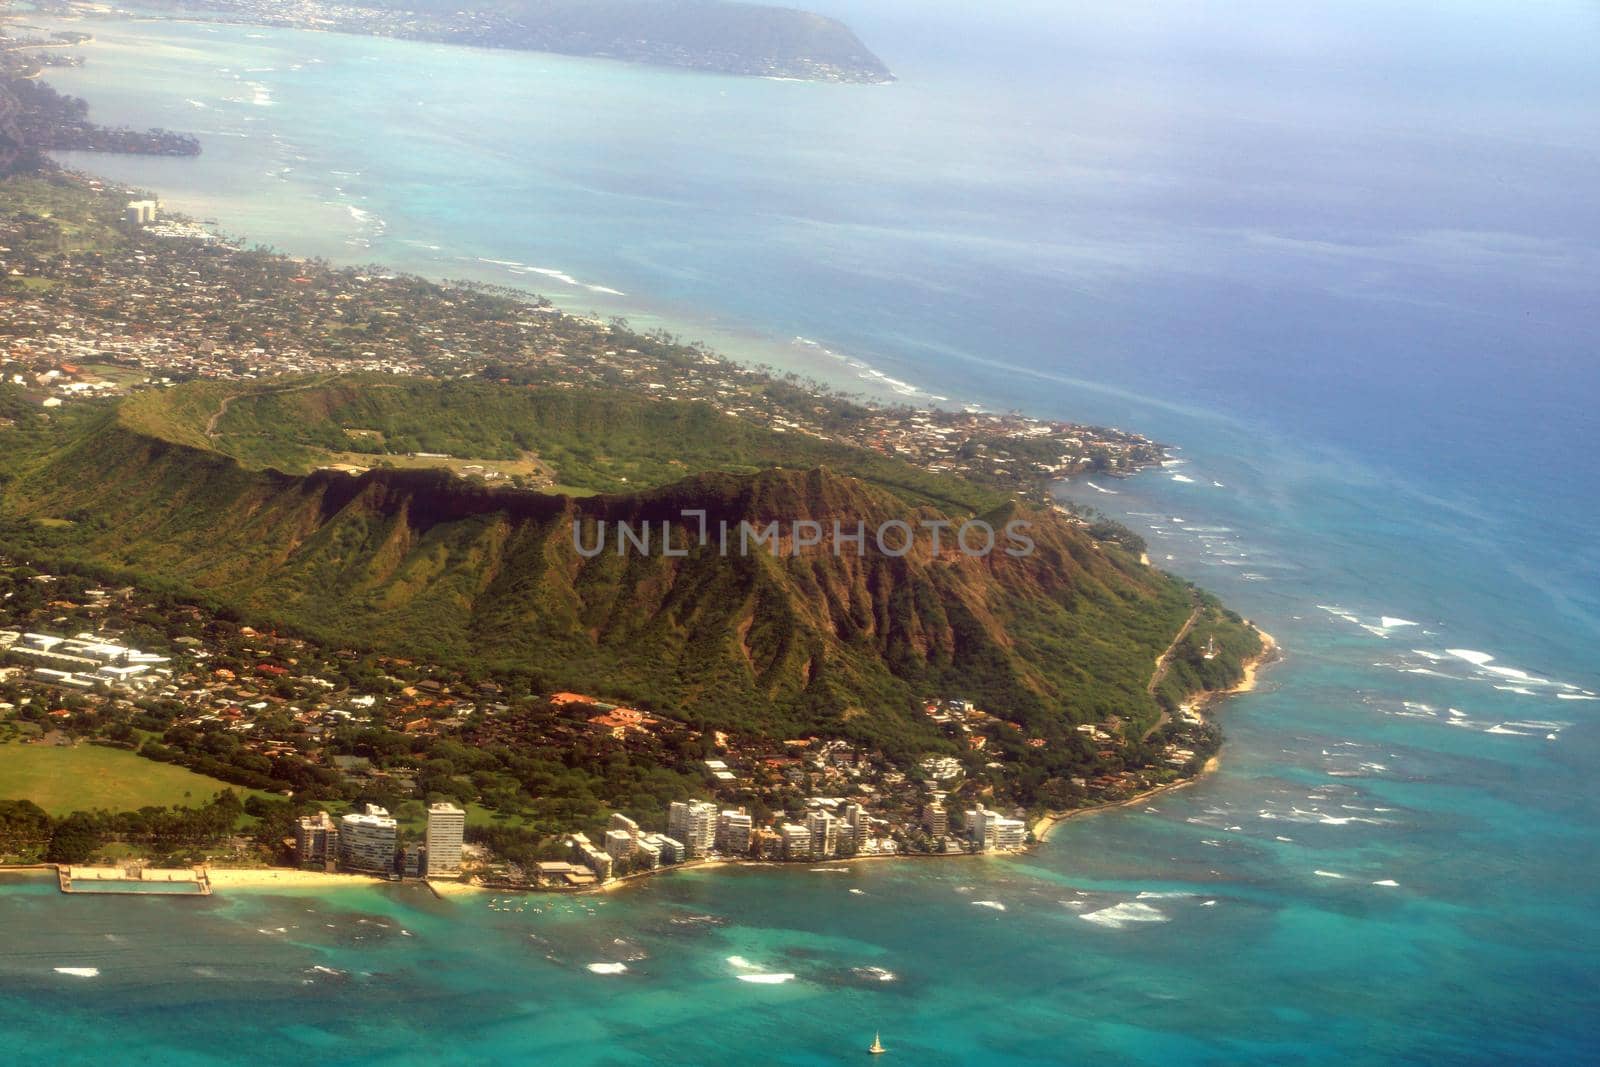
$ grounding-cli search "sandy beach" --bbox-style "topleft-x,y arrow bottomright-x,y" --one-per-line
1218,627 -> 1278,701
1031,626 -> 1279,844
187,631 -> 1281,894
203,867 -> 387,892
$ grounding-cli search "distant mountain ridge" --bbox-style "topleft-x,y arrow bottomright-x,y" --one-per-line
0,380 -> 1235,755
420,0 -> 893,81
147,0 -> 895,83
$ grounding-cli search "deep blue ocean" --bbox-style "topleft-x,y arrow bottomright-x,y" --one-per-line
8,1 -> 1599,1062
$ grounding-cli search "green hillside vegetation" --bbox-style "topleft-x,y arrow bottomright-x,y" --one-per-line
0,176 -> 129,257
0,379 -> 1258,761
128,374 -> 1006,513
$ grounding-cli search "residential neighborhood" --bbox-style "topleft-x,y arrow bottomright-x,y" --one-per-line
0,554 -> 1221,889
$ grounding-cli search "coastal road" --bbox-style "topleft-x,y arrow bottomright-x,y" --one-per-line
1141,604 -> 1201,741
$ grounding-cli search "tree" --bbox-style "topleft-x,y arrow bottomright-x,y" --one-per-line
46,813 -> 102,864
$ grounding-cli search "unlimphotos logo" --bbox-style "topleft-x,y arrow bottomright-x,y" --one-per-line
573,509 -> 1034,559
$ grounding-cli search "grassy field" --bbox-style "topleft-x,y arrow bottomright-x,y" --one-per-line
77,363 -> 154,387
0,175 -> 129,254
0,743 -> 264,816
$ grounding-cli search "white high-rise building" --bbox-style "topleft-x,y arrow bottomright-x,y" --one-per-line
923,801 -> 949,837
425,802 -> 465,876
804,810 -> 838,859
295,811 -> 338,870
991,818 -> 1027,850
965,805 -> 991,850
667,800 -> 718,857
339,804 -> 397,873
568,833 -> 614,881
124,200 -> 159,226
644,834 -> 684,864
966,804 -> 1026,851
716,810 -> 753,854
779,823 -> 812,860
605,828 -> 636,862
633,836 -> 662,870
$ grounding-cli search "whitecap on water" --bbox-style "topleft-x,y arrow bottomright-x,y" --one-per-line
851,966 -> 897,982
971,900 -> 1006,911
737,972 -> 796,984
1078,902 -> 1168,928
586,962 -> 627,975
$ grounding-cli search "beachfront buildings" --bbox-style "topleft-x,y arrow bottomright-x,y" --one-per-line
805,810 -> 839,860
779,823 -> 812,860
604,828 -> 635,864
124,199 -> 158,226
425,802 -> 465,876
716,810 -> 753,854
604,813 -> 641,864
965,805 -> 1027,852
567,833 -> 614,882
643,834 -> 684,866
923,798 -> 949,837
295,811 -> 339,871
600,812 -> 684,872
339,805 -> 399,873
668,800 -> 718,857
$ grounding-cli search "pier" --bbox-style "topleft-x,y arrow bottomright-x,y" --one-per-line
57,863 -> 212,895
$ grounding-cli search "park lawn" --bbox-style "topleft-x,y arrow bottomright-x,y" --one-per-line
77,363 -> 154,387
466,802 -> 532,829
392,802 -> 527,836
0,743 -> 267,816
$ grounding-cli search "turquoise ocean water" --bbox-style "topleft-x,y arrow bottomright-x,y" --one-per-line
6,2 -> 1599,1062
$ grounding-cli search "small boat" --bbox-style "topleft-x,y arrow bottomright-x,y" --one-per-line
868,1032 -> 886,1055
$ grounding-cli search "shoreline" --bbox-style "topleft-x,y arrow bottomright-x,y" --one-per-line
1031,626 -> 1279,845
0,635 -> 1284,902
5,23 -> 1273,900
224,625 -> 1279,898
201,867 -> 388,891
18,16 -> 972,414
